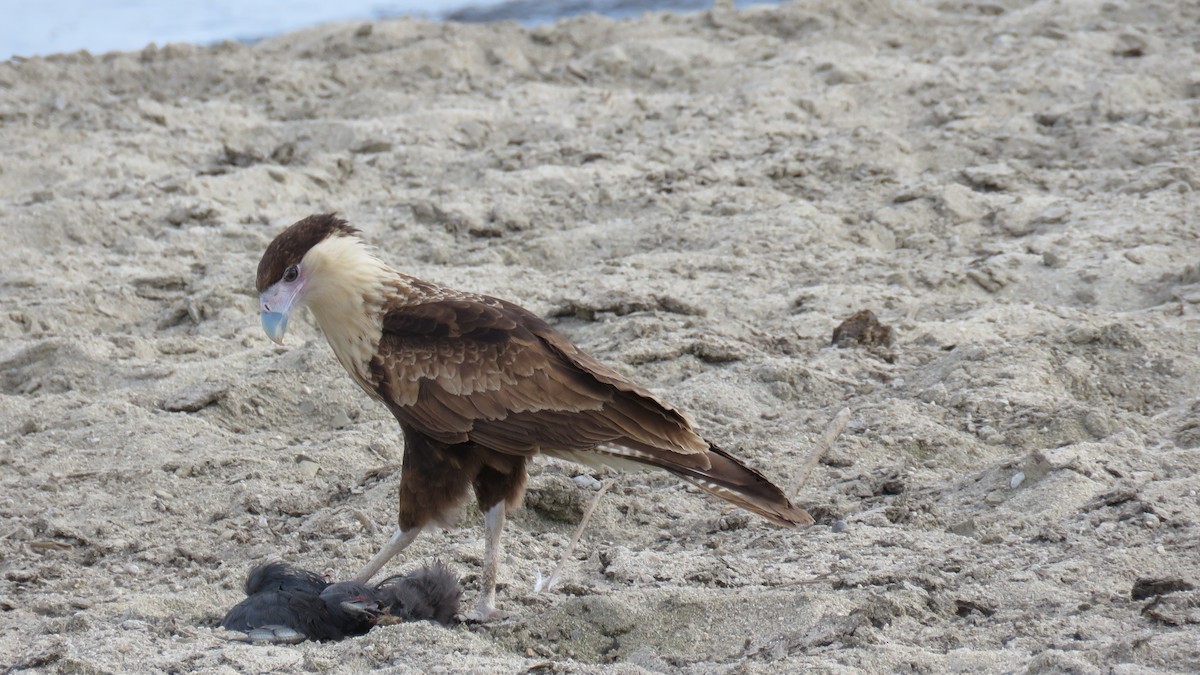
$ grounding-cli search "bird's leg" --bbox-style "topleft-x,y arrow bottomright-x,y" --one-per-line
467,501 -> 508,621
353,526 -> 422,584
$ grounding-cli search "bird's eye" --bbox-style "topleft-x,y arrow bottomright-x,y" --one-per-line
283,266 -> 299,283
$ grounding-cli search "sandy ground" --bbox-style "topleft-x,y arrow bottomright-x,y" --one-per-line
2,0 -> 1200,672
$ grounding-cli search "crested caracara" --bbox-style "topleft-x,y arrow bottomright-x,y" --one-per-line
256,214 -> 813,619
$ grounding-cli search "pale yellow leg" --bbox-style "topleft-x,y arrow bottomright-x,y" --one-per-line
466,501 -> 508,621
352,526 -> 422,584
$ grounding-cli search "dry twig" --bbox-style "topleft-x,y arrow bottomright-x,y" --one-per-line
790,407 -> 851,499
535,478 -> 614,592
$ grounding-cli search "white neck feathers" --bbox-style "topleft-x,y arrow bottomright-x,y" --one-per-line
299,235 -> 391,386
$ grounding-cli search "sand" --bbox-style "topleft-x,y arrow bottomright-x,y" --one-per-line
2,0 -> 1199,672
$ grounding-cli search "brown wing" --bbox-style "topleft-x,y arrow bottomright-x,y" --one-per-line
368,294 -> 711,466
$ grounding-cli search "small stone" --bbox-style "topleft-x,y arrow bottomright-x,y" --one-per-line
961,163 -> 1018,192
352,140 -> 393,154
1042,251 -> 1065,268
161,382 -> 228,412
366,441 -> 395,460
572,475 -> 601,490
329,410 -> 352,429
1033,204 -> 1069,224
823,449 -> 855,468
719,512 -> 752,531
948,518 -> 976,537
1010,471 -> 1025,489
832,309 -> 895,348
297,459 -> 320,480
831,519 -> 848,534
525,474 -> 586,522
1082,411 -> 1111,438
136,98 -> 169,126
5,569 -> 37,582
940,184 -> 984,223
822,65 -> 868,85
1131,577 -> 1194,600
1113,32 -> 1149,58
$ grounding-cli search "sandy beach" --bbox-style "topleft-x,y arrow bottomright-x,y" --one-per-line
2,0 -> 1199,671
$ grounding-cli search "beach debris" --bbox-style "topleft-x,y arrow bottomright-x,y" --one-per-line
535,479 -> 613,593
832,310 -> 894,348
790,407 -> 851,500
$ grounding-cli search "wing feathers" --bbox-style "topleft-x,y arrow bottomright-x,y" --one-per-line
372,297 -> 704,458
369,292 -> 808,527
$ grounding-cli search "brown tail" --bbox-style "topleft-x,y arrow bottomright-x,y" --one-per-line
608,442 -> 815,528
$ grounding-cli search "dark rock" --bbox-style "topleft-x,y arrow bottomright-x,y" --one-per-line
832,310 -> 894,348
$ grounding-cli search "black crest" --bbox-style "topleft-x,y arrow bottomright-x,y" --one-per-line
256,213 -> 359,292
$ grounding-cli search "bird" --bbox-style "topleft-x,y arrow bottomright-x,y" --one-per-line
374,561 -> 463,626
220,562 -> 380,643
256,213 -> 814,620
219,561 -> 462,643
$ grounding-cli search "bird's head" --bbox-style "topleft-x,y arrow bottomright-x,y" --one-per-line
256,214 -> 361,344
320,581 -> 382,623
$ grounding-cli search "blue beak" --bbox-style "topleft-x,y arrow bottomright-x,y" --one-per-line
260,281 -> 303,345
261,311 -> 289,344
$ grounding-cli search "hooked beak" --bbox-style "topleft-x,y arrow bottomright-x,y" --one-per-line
259,282 -> 303,344
261,310 -> 289,344
339,597 -> 381,618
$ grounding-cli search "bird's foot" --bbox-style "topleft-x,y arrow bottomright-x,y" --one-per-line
224,624 -> 307,644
